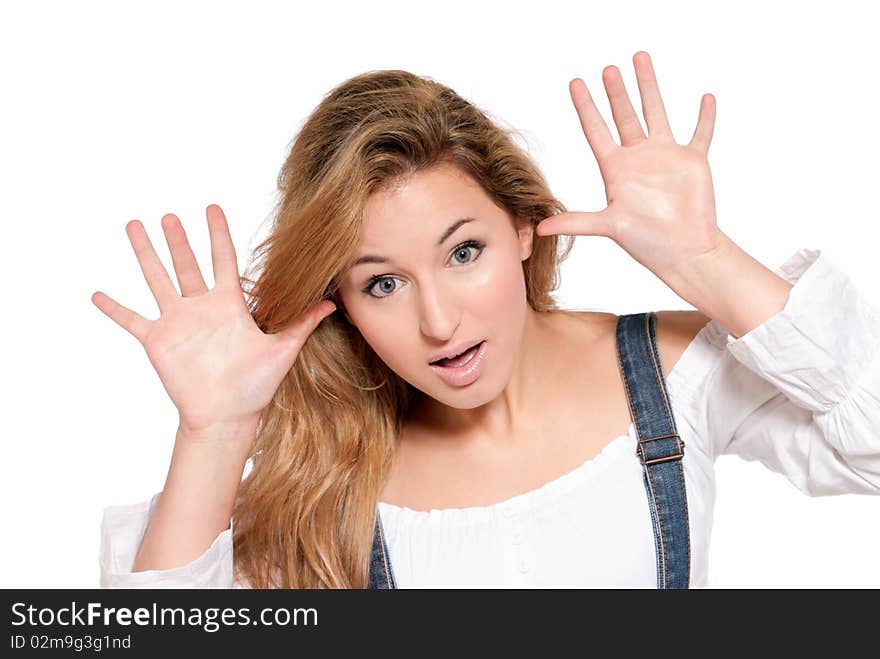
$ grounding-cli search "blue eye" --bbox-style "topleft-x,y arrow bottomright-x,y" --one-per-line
364,275 -> 401,299
361,240 -> 486,300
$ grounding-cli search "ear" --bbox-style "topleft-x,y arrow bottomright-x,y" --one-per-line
516,217 -> 535,262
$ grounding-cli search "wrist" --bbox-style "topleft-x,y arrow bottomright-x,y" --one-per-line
665,229 -> 738,298
177,417 -> 260,448
172,420 -> 258,477
665,231 -> 794,339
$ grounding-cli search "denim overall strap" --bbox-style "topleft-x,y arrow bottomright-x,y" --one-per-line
368,509 -> 397,589
615,311 -> 691,589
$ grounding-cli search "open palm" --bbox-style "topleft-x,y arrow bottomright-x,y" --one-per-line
536,51 -> 724,283
92,204 -> 336,439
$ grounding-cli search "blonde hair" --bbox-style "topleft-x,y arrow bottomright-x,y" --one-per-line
233,69 -> 575,588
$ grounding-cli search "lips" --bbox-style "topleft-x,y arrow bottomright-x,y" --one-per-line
429,340 -> 488,386
429,340 -> 483,365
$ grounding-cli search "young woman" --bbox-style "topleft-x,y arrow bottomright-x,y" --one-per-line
94,51 -> 880,588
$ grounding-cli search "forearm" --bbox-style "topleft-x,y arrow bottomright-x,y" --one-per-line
131,423 -> 255,572
666,230 -> 794,339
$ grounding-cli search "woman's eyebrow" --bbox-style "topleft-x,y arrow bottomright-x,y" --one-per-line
352,217 -> 476,266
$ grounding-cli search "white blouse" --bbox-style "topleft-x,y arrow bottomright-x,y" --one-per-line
99,247 -> 880,588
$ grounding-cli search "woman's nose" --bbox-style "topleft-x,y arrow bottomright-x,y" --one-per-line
417,283 -> 461,340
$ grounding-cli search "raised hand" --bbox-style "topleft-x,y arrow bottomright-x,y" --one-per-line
91,204 -> 336,446
535,51 -> 725,285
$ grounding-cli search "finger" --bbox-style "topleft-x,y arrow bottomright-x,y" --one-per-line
534,210 -> 613,238
632,51 -> 674,139
205,204 -> 241,289
688,93 -> 716,155
126,220 -> 180,312
161,213 -> 210,297
601,65 -> 646,147
91,290 -> 152,343
271,300 -> 337,358
569,78 -> 618,166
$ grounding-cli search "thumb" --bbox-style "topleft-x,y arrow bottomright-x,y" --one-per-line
272,299 -> 336,361
534,210 -> 613,238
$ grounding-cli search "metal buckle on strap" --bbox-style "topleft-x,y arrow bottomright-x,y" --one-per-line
636,432 -> 685,465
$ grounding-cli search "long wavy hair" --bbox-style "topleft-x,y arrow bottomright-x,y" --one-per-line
233,69 -> 576,588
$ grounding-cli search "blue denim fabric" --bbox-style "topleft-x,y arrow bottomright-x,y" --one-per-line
368,311 -> 690,589
368,504 -> 397,589
615,312 -> 691,589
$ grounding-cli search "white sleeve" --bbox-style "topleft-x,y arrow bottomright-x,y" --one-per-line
99,491 -> 241,588
673,247 -> 880,496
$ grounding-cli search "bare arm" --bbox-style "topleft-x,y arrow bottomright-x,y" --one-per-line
132,421 -> 256,572
93,205 -> 334,573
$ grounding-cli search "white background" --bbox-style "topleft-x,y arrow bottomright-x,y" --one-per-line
2,0 -> 878,588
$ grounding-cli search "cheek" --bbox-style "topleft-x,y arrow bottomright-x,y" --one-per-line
352,314 -> 395,352
351,314 -> 415,375
468,251 -> 528,315
367,330 -> 404,362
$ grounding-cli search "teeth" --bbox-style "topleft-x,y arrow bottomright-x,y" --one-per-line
436,342 -> 480,368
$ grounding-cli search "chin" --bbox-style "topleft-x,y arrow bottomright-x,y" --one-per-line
437,394 -> 490,410
429,379 -> 500,409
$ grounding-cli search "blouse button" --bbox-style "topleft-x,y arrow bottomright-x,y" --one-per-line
518,559 -> 529,573
511,530 -> 522,545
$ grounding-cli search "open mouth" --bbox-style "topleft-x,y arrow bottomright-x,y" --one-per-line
430,340 -> 484,368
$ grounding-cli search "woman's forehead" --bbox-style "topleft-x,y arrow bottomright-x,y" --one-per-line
359,165 -> 494,241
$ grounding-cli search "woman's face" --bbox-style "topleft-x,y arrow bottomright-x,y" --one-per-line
337,161 -> 535,410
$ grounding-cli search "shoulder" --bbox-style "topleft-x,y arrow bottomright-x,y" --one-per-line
563,309 -> 712,379
653,310 -> 714,377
